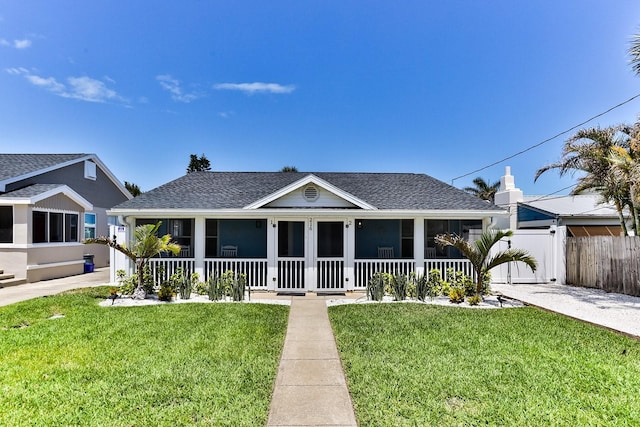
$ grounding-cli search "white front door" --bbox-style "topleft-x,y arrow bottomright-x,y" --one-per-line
313,220 -> 346,291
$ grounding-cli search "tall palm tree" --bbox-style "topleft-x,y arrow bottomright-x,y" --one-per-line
463,177 -> 500,202
435,229 -> 537,298
535,126 -> 632,235
629,33 -> 640,76
85,222 -> 180,299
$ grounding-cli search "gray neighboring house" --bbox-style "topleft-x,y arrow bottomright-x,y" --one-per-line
109,171 -> 504,292
0,154 -> 132,284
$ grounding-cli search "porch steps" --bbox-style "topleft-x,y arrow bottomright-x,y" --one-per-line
0,270 -> 26,287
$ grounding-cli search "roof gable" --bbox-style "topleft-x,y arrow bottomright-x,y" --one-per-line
0,183 -> 92,210
0,153 -> 131,200
245,174 -> 376,210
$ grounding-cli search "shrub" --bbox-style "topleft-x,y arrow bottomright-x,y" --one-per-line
207,275 -> 224,301
391,274 -> 408,301
157,282 -> 175,301
415,273 -> 428,301
449,286 -> 465,304
440,281 -> 451,297
142,265 -> 155,294
119,274 -> 137,295
367,273 -> 386,301
427,269 -> 444,299
173,268 -> 192,300
192,273 -> 208,295
406,273 -> 417,299
230,273 -> 247,302
467,294 -> 482,306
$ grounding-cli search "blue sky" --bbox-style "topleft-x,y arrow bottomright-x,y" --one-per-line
1,1 -> 639,196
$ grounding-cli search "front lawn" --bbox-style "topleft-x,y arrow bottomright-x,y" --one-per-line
0,287 -> 289,426
329,303 -> 640,426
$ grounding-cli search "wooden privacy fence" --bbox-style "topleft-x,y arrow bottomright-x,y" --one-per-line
566,236 -> 640,296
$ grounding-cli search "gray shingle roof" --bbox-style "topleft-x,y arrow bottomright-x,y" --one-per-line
0,154 -> 88,182
113,172 -> 501,211
0,183 -> 66,198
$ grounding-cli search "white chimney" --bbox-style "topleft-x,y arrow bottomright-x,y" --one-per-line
494,166 -> 523,230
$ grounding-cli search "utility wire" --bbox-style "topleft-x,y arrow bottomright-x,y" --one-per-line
451,92 -> 640,184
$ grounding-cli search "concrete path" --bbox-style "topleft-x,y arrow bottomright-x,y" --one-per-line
268,296 -> 358,427
493,282 -> 640,338
0,268 -> 111,307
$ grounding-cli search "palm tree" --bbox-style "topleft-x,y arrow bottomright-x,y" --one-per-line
535,126 -> 632,235
85,222 -> 180,299
435,229 -> 537,298
629,33 -> 640,76
463,177 -> 500,202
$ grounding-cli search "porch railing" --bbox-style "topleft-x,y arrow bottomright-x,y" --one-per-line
148,258 -> 196,284
353,259 -> 474,289
205,258 -> 269,289
424,259 -> 474,281
277,258 -> 305,290
317,259 -> 345,290
353,259 -> 415,289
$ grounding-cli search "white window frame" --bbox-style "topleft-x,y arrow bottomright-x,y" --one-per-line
84,212 -> 97,239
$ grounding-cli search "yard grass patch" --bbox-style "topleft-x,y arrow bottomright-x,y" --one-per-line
329,303 -> 640,426
0,287 -> 289,426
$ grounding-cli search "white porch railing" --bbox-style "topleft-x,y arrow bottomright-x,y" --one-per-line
277,258 -> 305,290
317,259 -> 345,290
148,258 -> 196,284
354,259 -> 415,289
353,259 -> 475,289
205,259 -> 269,289
424,259 -> 474,281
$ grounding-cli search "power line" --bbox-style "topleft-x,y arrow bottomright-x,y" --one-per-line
451,92 -> 640,184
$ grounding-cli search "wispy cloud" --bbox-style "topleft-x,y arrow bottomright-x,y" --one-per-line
213,82 -> 296,95
156,74 -> 201,103
0,38 -> 32,49
6,68 -> 125,103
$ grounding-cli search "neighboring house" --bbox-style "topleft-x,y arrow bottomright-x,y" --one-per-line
0,154 -> 132,284
108,171 -> 505,293
494,166 -> 626,236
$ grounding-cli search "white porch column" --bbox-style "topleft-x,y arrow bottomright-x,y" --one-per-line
194,217 -> 205,277
413,218 -> 425,277
344,219 -> 355,291
267,218 -> 277,291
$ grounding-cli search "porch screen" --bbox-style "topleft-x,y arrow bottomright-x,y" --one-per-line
278,221 -> 304,257
0,206 -> 12,243
317,222 -> 343,257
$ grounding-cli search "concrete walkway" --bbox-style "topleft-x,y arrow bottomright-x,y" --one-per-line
0,268 -> 111,307
268,296 -> 358,427
492,281 -> 640,337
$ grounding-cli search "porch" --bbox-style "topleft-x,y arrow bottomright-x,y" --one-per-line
114,217 -> 479,292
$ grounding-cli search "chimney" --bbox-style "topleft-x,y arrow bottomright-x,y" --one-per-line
494,166 -> 523,229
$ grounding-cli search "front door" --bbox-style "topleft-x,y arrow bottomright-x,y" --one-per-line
276,220 -> 306,291
315,221 -> 345,291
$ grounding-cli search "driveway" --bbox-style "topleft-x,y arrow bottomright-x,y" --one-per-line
0,267 -> 111,307
492,281 -> 640,338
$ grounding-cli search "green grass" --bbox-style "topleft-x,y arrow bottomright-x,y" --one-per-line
329,303 -> 640,426
0,287 -> 289,426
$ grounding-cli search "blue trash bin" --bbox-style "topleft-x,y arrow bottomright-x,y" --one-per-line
83,254 -> 95,273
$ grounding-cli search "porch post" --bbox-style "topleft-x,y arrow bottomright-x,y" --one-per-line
267,217 -> 277,291
414,218 -> 425,277
194,217 -> 205,277
344,219 -> 355,291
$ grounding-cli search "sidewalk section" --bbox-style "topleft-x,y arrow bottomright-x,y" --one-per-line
268,296 -> 357,426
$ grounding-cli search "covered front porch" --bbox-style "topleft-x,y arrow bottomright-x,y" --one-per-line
112,216 -> 481,292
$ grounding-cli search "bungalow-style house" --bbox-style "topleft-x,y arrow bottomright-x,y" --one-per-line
108,171 -> 504,293
0,154 -> 132,284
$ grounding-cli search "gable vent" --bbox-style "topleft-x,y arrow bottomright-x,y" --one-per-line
303,185 -> 319,202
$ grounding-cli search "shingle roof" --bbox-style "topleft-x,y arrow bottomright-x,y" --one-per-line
0,154 -> 88,182
113,172 -> 502,211
0,183 -> 66,198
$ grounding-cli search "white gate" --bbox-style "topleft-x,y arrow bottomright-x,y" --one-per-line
491,226 -> 566,284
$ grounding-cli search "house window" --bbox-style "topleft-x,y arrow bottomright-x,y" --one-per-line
84,160 -> 97,180
65,214 -> 79,242
0,206 -> 12,243
84,213 -> 96,239
49,213 -> 64,242
33,211 -> 47,243
33,211 -> 81,244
